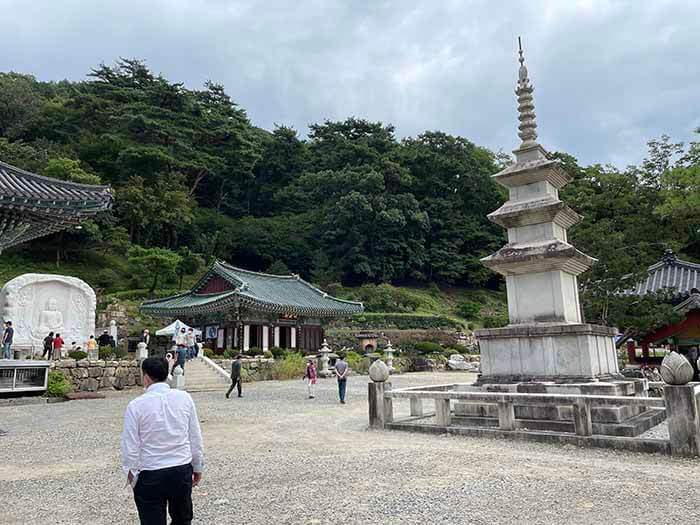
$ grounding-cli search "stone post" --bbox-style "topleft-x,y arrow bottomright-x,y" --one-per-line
109,320 -> 118,343
172,365 -> 185,390
664,384 -> 700,457
319,339 -> 331,378
87,346 -> 99,361
368,359 -> 392,429
137,342 -> 148,361
384,340 -> 395,373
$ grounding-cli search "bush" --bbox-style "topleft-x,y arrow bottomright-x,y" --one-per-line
269,346 -> 286,359
222,349 -> 236,359
348,313 -> 462,330
99,346 -> 127,360
46,371 -> 72,397
246,347 -> 263,357
455,301 -> 481,319
270,353 -> 307,380
204,349 -> 214,359
481,313 -> 509,328
346,351 -> 369,375
96,268 -> 120,288
263,350 -> 273,358
68,350 -> 87,360
353,283 -> 422,313
414,342 -> 443,354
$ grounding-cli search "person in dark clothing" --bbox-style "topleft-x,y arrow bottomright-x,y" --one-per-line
2,321 -> 13,359
225,355 -> 243,398
335,354 -> 349,404
42,332 -> 54,360
97,330 -> 111,348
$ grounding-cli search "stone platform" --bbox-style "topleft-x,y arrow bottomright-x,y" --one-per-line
453,379 -> 661,437
475,323 -> 619,383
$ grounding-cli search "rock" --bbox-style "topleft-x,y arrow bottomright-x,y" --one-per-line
85,378 -> 99,392
95,360 -> 105,367
113,376 -> 125,390
103,367 -> 116,377
214,499 -> 229,505
77,359 -> 90,368
62,359 -> 77,368
660,351 -> 694,385
447,354 -> 471,371
72,368 -> 88,379
369,359 -> 390,382
88,367 -> 103,378
100,376 -> 114,388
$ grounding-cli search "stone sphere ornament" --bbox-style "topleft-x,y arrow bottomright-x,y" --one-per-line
660,351 -> 694,385
369,359 -> 390,383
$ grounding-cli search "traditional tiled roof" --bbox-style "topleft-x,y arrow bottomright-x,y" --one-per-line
628,251 -> 700,299
0,160 -> 112,251
141,260 -> 364,318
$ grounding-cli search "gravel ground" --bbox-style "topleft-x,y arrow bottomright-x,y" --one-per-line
1,371 -> 699,525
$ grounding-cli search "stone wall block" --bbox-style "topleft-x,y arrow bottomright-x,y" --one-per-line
72,368 -> 88,379
88,367 -> 103,378
103,367 -> 116,377
77,359 -> 90,368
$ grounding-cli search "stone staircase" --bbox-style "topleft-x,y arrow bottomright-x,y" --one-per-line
183,358 -> 229,393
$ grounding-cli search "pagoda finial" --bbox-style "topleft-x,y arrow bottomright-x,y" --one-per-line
516,37 -> 538,149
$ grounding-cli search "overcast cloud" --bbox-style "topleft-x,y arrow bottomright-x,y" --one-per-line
1,0 -> 698,167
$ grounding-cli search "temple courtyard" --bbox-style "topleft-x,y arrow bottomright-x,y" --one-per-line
2,371 -> 699,524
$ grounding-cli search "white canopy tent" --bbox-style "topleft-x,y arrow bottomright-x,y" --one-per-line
155,320 -> 202,339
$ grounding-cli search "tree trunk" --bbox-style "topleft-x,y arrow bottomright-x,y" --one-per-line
188,170 -> 207,197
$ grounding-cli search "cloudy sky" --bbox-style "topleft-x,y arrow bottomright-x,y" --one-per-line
1,0 -> 698,167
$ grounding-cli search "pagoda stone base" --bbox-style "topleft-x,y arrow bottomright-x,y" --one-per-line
475,323 -> 619,383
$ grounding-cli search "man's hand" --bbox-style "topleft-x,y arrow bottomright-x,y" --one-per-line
193,472 -> 202,487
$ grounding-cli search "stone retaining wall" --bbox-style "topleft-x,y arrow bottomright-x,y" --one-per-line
212,358 -> 275,382
52,359 -> 142,392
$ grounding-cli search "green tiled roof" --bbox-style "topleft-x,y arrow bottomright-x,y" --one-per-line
141,261 -> 363,318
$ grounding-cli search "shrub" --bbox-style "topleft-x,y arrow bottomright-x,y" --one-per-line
46,371 -> 72,397
354,283 -> 422,313
348,313 -> 462,330
263,350 -> 273,359
346,351 -> 369,375
96,268 -> 120,288
68,350 -> 87,360
455,301 -> 481,319
269,346 -> 286,359
414,342 -> 442,354
98,347 -> 114,360
481,313 -> 509,328
204,348 -> 214,359
270,353 -> 306,380
246,347 -> 263,357
222,349 -> 236,359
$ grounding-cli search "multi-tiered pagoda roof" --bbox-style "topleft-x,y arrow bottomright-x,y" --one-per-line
0,160 -> 112,252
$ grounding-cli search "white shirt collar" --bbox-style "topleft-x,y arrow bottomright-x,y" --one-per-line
146,382 -> 171,393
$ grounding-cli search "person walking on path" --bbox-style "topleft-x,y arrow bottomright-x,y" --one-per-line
42,332 -> 54,360
87,335 -> 98,354
53,333 -> 64,360
186,328 -> 196,360
121,357 -> 204,525
2,321 -> 13,359
175,328 -> 187,373
225,354 -> 243,398
303,359 -> 317,399
335,354 -> 349,404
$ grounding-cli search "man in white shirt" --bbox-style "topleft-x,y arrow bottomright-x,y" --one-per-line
121,357 -> 204,525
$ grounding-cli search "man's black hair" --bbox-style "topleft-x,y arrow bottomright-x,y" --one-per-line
6,321 -> 11,326
141,357 -> 169,382
48,332 -> 54,337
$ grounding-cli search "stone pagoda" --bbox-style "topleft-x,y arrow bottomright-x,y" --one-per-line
474,40 -> 619,384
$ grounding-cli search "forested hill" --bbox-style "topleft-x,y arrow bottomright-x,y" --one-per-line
1,59 -> 699,335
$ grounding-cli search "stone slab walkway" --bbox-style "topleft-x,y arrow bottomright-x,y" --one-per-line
1,372 -> 698,524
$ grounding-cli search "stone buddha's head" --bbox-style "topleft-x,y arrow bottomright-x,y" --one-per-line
46,298 -> 58,311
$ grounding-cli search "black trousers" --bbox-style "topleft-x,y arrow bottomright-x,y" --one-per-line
133,463 -> 193,525
227,376 -> 242,397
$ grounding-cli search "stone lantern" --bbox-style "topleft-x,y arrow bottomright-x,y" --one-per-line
384,340 -> 397,374
318,339 -> 332,378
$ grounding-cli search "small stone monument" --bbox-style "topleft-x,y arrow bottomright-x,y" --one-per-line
137,342 -> 148,361
172,365 -> 185,390
368,359 -> 392,429
109,320 -> 118,344
384,340 -> 396,373
318,339 -> 332,378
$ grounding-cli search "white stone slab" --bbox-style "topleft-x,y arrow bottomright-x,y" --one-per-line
0,273 -> 96,354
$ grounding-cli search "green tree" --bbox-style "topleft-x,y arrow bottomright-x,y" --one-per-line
176,247 -> 205,289
127,245 -> 182,293
266,260 -> 290,275
44,157 -> 101,185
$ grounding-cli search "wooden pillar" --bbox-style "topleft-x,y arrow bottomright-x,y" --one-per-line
642,343 -> 650,362
626,340 -> 637,364
274,326 -> 280,347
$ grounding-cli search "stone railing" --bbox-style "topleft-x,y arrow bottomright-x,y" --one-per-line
51,359 -> 142,392
369,380 -> 700,458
